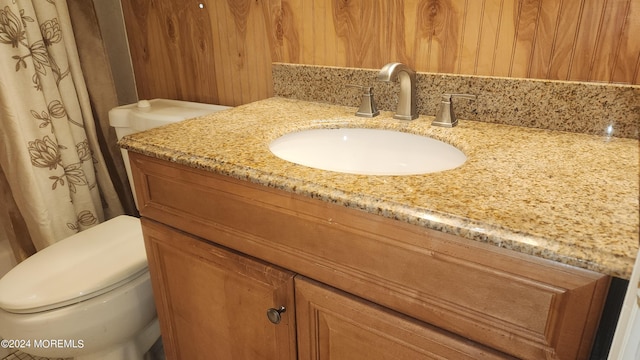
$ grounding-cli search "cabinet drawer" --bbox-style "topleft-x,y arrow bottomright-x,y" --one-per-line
130,152 -> 609,359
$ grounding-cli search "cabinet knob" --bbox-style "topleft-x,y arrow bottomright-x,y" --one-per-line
266,306 -> 286,324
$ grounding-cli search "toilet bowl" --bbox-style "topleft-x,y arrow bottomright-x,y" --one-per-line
0,99 -> 231,359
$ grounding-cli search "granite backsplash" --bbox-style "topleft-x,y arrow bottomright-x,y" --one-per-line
273,63 -> 639,140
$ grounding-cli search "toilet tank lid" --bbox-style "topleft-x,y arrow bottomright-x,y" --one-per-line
0,215 -> 147,314
108,98 -> 232,131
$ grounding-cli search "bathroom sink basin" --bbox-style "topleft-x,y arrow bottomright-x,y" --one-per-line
269,128 -> 466,175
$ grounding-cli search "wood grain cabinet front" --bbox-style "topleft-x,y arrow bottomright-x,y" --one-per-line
142,219 -> 297,360
131,152 -> 610,359
142,218 -> 513,360
295,276 -> 515,359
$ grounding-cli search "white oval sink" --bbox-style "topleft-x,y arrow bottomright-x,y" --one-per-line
269,128 -> 466,175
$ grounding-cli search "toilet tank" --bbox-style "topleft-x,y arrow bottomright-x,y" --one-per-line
109,99 -> 231,140
109,99 -> 232,207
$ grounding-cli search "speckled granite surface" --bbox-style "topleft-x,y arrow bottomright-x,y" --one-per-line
273,63 -> 640,139
121,98 -> 639,279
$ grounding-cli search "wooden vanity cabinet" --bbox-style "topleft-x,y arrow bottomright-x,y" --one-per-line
143,219 -> 508,359
130,152 -> 610,359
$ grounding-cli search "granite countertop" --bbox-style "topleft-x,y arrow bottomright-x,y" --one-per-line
120,97 -> 640,279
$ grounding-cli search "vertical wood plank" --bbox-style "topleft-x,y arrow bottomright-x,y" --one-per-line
188,3 -> 220,103
415,0 -> 460,73
475,0 -> 501,76
312,0 -> 324,65
250,0 -> 278,101
528,0 -> 562,79
510,0 -> 541,78
248,1 -> 263,101
146,10 -> 176,98
228,0 -> 252,104
458,0 -> 484,74
447,0 -> 466,74
317,0 -> 329,65
413,0 -> 431,71
365,1 -> 385,69
121,0 -> 172,100
205,0 -> 277,105
415,0 -> 437,72
208,0 -> 236,105
367,1 -> 398,69
316,0 -> 330,66
265,2 -> 278,98
332,0 -> 347,66
301,0 -> 315,64
569,0 -> 606,82
333,0 -> 376,68
251,1 -> 269,101
590,0 -> 632,82
262,0 -> 284,64
546,0 -> 583,81
492,0 -> 517,77
121,1 -> 220,103
160,3 -> 184,100
281,0 -> 302,64
611,0 -> 640,83
403,0 -> 421,69
144,6 -> 171,97
388,0 -> 413,67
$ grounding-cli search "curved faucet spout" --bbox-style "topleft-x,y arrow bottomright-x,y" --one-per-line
376,62 -> 412,82
377,62 -> 418,120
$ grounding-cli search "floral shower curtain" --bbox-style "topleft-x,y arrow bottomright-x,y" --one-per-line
0,0 -> 123,250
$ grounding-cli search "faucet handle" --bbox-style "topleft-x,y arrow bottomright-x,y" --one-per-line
347,84 -> 380,118
432,93 -> 476,128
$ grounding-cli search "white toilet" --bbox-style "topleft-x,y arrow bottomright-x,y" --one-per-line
0,99 -> 230,360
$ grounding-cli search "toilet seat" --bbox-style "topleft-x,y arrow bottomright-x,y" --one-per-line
0,215 -> 146,314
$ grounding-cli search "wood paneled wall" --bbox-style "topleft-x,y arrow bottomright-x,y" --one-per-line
121,0 -> 639,106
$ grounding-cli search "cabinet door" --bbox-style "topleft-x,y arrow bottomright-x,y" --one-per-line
142,219 -> 297,360
295,276 -> 515,360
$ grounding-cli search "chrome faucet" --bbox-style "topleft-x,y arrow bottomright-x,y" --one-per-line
377,62 -> 418,120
